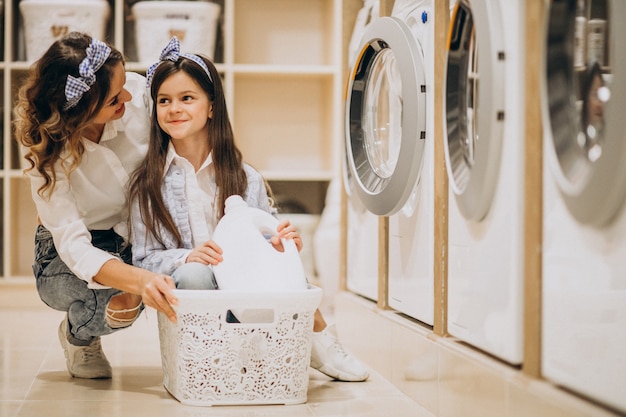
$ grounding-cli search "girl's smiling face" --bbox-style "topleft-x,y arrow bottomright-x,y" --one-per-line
155,71 -> 213,143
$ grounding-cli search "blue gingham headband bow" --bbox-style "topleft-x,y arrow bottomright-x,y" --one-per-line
145,37 -> 212,88
64,38 -> 112,110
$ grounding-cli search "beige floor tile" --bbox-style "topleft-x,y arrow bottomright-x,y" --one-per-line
390,319 -> 439,415
309,395 -> 435,416
436,341 -> 510,417
508,376 -> 624,417
0,401 -> 21,417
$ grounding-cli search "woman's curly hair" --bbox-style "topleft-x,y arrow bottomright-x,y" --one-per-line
13,32 -> 124,199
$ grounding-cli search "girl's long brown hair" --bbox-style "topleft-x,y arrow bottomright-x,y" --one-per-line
128,55 -> 247,247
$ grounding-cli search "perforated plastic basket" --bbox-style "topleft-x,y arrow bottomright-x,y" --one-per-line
157,285 -> 322,406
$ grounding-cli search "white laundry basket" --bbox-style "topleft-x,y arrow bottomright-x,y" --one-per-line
19,0 -> 111,62
131,1 -> 221,64
157,286 -> 323,406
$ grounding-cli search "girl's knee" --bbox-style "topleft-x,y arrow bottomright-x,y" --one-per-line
173,263 -> 218,290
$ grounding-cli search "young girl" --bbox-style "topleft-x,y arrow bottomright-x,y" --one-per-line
129,37 -> 369,382
14,32 -> 178,380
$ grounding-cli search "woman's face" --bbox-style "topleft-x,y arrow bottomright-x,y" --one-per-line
155,71 -> 213,143
90,62 -> 132,125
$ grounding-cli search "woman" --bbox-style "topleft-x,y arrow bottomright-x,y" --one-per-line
14,32 -> 178,380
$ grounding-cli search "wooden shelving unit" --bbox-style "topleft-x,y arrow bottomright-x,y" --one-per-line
0,0 -> 348,279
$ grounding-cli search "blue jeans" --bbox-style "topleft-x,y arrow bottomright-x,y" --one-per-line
33,225 -> 140,346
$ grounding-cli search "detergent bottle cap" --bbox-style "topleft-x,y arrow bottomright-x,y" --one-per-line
224,194 -> 246,215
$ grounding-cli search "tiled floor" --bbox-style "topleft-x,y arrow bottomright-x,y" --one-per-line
0,301 -> 434,417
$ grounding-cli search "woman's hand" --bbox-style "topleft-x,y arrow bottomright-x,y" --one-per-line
185,240 -> 223,265
141,273 -> 178,323
270,219 -> 303,252
95,260 -> 179,323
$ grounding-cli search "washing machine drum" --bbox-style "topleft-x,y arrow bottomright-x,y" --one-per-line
545,0 -> 626,226
444,0 -> 506,221
345,16 -> 427,217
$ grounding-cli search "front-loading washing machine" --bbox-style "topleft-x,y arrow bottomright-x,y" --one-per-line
344,181 -> 380,302
344,0 -> 380,303
444,0 -> 525,364
386,0 -> 435,324
345,0 -> 434,324
542,0 -> 626,412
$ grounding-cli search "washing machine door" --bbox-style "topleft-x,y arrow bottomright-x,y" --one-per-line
345,16 -> 427,217
545,0 -> 626,227
444,0 -> 505,221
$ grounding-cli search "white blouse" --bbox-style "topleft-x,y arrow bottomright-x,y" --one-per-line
26,72 -> 150,288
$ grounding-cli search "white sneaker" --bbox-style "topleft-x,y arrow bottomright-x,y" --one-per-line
310,324 -> 369,382
58,317 -> 112,379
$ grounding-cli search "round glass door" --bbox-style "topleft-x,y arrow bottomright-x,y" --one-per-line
444,0 -> 505,221
362,48 -> 403,185
545,0 -> 626,226
345,16 -> 427,216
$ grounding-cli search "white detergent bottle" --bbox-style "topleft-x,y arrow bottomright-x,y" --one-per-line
212,195 -> 308,291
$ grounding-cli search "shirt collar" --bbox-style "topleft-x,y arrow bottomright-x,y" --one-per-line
80,120 -> 118,150
164,142 -> 214,176
164,142 -> 177,174
100,120 -> 119,143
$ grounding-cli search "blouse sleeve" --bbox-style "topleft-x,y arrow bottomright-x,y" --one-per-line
28,168 -> 118,289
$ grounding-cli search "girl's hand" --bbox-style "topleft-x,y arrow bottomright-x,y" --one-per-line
270,219 -> 303,252
186,240 -> 223,265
